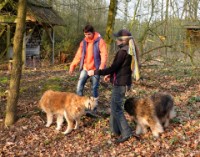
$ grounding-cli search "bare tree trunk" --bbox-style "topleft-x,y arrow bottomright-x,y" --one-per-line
138,0 -> 155,55
181,0 -> 199,20
129,0 -> 140,31
104,0 -> 118,62
123,0 -> 130,28
192,0 -> 198,20
164,0 -> 169,56
5,0 -> 27,126
161,0 -> 164,21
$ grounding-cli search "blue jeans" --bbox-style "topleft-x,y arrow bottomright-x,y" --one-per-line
110,86 -> 132,138
77,70 -> 100,98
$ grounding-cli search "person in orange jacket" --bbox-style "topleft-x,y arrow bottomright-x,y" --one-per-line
69,24 -> 108,111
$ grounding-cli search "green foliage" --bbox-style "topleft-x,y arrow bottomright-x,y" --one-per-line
40,25 -> 82,60
41,77 -> 63,93
54,26 -> 82,51
0,76 -> 8,84
138,89 -> 147,96
169,136 -> 179,145
188,96 -> 200,104
44,139 -> 51,145
171,117 -> 181,124
68,75 -> 79,81
64,65 -> 69,71
0,77 -> 8,96
39,0 -> 108,61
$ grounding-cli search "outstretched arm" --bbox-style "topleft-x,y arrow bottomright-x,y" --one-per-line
69,42 -> 83,75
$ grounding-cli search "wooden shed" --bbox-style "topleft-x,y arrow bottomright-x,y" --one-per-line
0,0 -> 65,67
184,22 -> 200,48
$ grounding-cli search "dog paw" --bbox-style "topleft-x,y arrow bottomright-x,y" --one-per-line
56,127 -> 61,131
62,131 -> 67,135
62,129 -> 72,135
158,127 -> 164,133
74,126 -> 79,130
62,131 -> 71,135
136,130 -> 142,135
164,120 -> 169,128
142,128 -> 147,134
45,124 -> 51,127
152,132 -> 160,137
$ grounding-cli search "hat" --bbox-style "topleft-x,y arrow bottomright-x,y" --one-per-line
113,29 -> 132,38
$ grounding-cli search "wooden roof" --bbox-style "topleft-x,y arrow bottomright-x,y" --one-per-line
27,0 -> 65,26
184,21 -> 200,30
0,0 -> 65,26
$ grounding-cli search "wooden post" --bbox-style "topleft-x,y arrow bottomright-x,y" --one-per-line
6,24 -> 10,59
51,27 -> 54,65
8,59 -> 13,71
43,25 -> 54,65
33,56 -> 36,70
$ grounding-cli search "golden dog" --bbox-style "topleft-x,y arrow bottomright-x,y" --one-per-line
124,92 -> 176,137
39,90 -> 97,134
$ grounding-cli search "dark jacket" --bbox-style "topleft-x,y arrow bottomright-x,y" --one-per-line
94,45 -> 132,86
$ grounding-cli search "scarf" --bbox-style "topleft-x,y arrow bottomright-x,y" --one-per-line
117,36 -> 140,81
128,38 -> 140,81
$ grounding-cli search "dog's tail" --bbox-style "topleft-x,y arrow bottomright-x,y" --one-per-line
38,92 -> 47,110
38,90 -> 53,108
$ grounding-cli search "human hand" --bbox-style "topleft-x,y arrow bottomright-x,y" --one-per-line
103,75 -> 110,82
88,70 -> 94,76
69,65 -> 75,75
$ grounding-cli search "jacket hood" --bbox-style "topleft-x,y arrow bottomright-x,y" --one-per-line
84,32 -> 101,43
118,44 -> 129,51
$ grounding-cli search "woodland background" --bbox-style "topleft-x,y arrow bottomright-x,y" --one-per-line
0,0 -> 199,156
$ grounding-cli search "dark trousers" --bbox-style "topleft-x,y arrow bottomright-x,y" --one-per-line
110,86 -> 132,138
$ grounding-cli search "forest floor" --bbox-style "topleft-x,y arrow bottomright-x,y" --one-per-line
0,60 -> 199,157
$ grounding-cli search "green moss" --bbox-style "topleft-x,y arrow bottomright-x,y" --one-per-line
0,77 -> 8,84
41,77 -> 63,93
188,96 -> 200,104
169,136 -> 179,145
68,76 -> 79,81
65,65 -> 69,71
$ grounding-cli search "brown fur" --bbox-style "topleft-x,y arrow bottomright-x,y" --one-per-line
60,52 -> 67,63
124,92 -> 176,137
39,90 -> 97,134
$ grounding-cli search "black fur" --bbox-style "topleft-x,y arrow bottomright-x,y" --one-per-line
150,93 -> 174,120
124,92 -> 174,123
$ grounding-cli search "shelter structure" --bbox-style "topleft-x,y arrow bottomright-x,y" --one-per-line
0,0 -> 65,67
184,22 -> 200,48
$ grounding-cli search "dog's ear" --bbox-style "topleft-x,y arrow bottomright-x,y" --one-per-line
89,97 -> 98,101
124,98 -> 135,115
89,96 -> 94,101
124,99 -> 129,111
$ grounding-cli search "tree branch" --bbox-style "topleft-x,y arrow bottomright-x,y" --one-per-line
142,45 -> 173,56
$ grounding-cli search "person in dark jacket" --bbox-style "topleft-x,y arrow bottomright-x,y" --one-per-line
88,29 -> 140,143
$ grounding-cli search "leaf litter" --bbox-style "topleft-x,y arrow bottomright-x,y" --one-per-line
0,63 -> 199,157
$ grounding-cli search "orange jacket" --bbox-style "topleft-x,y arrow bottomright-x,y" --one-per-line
70,32 -> 108,71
